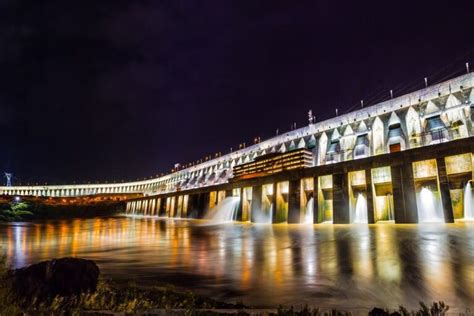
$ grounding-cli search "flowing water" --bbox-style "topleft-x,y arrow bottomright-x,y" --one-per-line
418,187 -> 444,223
353,193 -> 368,224
203,197 -> 240,224
253,203 -> 273,224
1,217 -> 473,311
464,182 -> 473,220
304,197 -> 314,224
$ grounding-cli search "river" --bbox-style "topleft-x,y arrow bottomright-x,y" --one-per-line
0,216 -> 473,311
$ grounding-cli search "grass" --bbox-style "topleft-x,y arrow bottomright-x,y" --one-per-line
276,302 -> 451,315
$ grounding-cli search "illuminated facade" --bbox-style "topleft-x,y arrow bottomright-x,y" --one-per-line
2,72 -> 474,224
232,149 -> 313,180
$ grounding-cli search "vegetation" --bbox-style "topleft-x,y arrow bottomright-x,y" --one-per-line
276,302 -> 451,316
0,202 -> 33,221
0,200 -> 123,222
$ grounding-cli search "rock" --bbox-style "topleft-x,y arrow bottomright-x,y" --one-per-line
9,257 -> 100,299
369,307 -> 390,316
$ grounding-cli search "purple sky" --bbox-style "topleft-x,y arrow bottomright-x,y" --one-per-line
1,0 -> 473,184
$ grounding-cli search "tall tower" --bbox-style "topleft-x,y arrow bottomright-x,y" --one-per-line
4,173 -> 12,187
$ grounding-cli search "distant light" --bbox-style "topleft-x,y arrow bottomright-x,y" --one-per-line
14,196 -> 20,202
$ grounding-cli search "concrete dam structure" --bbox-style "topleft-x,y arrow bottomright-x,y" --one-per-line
3,72 -> 474,224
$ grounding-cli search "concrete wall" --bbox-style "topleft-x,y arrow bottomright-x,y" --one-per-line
125,137 -> 474,224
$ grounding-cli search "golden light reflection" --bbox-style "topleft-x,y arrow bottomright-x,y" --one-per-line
0,219 -> 472,309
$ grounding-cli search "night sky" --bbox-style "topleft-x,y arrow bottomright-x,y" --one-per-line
1,0 -> 473,185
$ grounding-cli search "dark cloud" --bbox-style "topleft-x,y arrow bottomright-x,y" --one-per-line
0,0 -> 473,184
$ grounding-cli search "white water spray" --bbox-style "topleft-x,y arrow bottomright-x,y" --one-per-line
463,182 -> 473,220
203,197 -> 240,224
417,187 -> 443,223
254,203 -> 273,224
387,193 -> 394,221
353,193 -> 368,223
305,197 -> 314,224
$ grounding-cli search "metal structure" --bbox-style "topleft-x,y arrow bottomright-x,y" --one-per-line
4,173 -> 12,187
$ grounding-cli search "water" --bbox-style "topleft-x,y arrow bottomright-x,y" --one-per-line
304,197 -> 314,224
353,193 -> 368,223
1,217 -> 473,311
464,182 -> 473,220
203,197 -> 240,224
387,193 -> 394,221
418,187 -> 444,223
254,203 -> 273,224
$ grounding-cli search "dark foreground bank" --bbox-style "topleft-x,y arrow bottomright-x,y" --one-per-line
0,196 -> 125,222
0,257 -> 458,315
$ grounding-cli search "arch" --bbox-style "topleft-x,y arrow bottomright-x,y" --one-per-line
406,106 -> 422,146
357,121 -> 368,133
279,143 -> 287,153
341,125 -> 355,161
307,135 -> 316,148
445,94 -> 460,108
288,140 -> 296,151
372,116 -> 385,155
297,138 -> 305,149
317,132 -> 328,165
387,112 -> 405,152
425,100 -> 440,115
330,128 -> 341,141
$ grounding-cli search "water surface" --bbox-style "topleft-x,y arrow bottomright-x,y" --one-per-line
1,217 -> 473,311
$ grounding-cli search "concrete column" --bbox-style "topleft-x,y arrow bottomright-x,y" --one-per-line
391,163 -> 418,223
288,179 -> 301,223
271,183 -> 279,223
235,187 -> 244,221
159,198 -> 167,216
251,185 -> 262,223
198,192 -> 209,218
436,157 -> 454,223
173,196 -> 180,217
365,169 -> 375,224
153,198 -> 159,216
313,177 -> 320,223
333,172 -> 350,224
187,194 -> 197,218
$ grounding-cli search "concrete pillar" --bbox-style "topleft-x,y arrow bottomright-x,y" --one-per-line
153,198 -> 159,216
391,164 -> 418,223
333,172 -> 350,224
270,183 -> 279,224
251,185 -> 262,223
365,169 -> 375,224
159,198 -> 167,216
436,157 -> 454,223
173,196 -> 179,217
288,179 -> 301,223
313,177 -> 320,223
186,195 -> 196,218
235,187 -> 244,221
198,192 -> 209,218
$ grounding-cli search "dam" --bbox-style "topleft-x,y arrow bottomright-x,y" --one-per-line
3,72 -> 474,224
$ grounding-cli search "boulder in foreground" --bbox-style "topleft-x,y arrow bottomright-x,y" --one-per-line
9,257 -> 100,299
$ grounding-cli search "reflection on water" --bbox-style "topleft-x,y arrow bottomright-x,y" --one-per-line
0,217 -> 473,310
